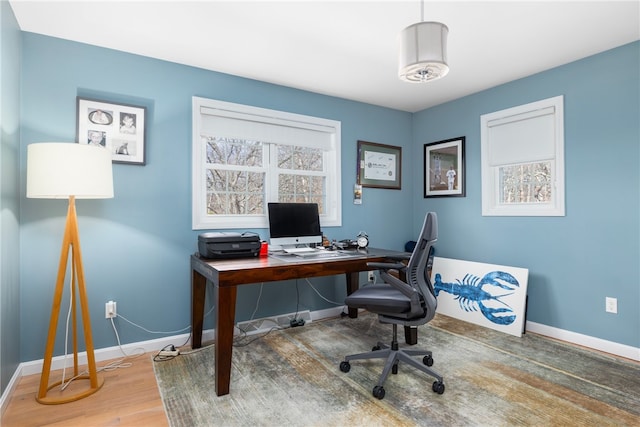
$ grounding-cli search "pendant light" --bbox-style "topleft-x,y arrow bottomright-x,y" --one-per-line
398,0 -> 449,82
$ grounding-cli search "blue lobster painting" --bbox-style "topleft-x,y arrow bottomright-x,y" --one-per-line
433,271 -> 520,325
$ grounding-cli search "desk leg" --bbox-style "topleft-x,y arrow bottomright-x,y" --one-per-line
215,284 -> 237,396
191,269 -> 206,349
345,272 -> 359,318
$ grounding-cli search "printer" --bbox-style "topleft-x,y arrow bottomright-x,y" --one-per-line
198,232 -> 261,259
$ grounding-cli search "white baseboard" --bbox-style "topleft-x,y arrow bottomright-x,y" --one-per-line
526,320 -> 640,362
17,332 -> 193,377
310,306 -> 347,320
0,364 -> 23,420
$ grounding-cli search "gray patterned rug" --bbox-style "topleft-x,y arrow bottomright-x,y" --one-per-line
153,313 -> 640,426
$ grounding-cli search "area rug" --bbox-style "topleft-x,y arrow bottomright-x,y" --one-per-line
153,313 -> 640,426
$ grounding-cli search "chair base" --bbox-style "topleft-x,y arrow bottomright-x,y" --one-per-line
340,324 -> 444,399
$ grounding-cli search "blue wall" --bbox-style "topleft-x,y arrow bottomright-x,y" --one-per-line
413,42 -> 639,348
14,32 -> 640,364
18,33 -> 414,361
0,0 -> 22,394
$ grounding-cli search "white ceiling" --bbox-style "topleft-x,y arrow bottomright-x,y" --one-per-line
9,0 -> 640,112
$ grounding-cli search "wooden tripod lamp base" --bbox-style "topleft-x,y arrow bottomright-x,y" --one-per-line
36,375 -> 105,405
36,197 -> 104,404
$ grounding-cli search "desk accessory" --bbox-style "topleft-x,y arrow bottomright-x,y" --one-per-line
197,232 -> 261,259
356,231 -> 369,248
27,142 -> 113,404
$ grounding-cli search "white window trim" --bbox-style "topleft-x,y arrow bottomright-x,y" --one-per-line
480,95 -> 565,216
192,97 -> 341,230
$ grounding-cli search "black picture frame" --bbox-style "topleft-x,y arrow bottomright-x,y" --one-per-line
76,97 -> 146,165
356,140 -> 402,190
424,136 -> 465,198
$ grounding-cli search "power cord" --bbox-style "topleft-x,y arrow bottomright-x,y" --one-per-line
292,280 -> 303,325
249,282 -> 264,321
232,282 -> 287,347
117,311 -> 199,362
236,277 -> 350,339
54,279 -> 218,385
303,278 -> 345,306
226,277 -> 352,350
233,326 -> 281,347
59,316 -> 146,391
116,313 -> 192,335
114,281 -> 216,361
57,274 -> 144,391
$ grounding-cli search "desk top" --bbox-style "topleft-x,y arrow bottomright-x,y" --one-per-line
191,247 -> 407,287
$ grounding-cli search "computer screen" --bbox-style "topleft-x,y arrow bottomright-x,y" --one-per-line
267,202 -> 322,248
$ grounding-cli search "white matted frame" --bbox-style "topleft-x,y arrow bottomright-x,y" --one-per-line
76,97 -> 146,165
424,137 -> 465,197
431,257 -> 529,337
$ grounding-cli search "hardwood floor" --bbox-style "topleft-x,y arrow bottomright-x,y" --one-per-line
2,353 -> 168,426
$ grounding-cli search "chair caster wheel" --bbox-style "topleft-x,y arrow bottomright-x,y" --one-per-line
423,355 -> 433,366
372,385 -> 385,399
392,362 -> 398,375
372,345 -> 381,351
339,361 -> 351,373
432,381 -> 445,394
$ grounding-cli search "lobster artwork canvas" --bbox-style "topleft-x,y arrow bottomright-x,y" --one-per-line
431,257 -> 529,337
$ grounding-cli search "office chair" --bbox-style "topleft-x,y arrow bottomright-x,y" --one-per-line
339,212 -> 445,400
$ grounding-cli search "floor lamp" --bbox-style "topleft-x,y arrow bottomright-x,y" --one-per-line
27,142 -> 114,404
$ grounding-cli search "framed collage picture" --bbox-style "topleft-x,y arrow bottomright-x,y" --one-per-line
76,97 -> 146,165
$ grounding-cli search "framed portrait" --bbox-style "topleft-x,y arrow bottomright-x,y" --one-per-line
76,97 -> 146,165
356,140 -> 402,190
424,136 -> 465,198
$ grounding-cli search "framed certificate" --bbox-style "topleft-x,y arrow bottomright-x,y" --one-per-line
356,140 -> 402,190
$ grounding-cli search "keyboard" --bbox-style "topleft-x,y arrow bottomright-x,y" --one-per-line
283,247 -> 318,255
294,250 -> 327,257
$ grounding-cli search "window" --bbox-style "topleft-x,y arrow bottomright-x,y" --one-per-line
480,96 -> 565,216
192,97 -> 341,229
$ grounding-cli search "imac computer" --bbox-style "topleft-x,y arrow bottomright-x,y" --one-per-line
268,202 -> 322,254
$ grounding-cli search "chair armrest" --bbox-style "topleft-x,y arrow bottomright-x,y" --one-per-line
384,254 -> 411,262
367,261 -> 406,271
380,271 -> 424,317
367,253 -> 410,271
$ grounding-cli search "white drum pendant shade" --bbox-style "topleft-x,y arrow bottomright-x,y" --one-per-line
399,21 -> 449,82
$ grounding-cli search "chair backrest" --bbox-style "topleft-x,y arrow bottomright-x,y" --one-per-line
405,212 -> 438,322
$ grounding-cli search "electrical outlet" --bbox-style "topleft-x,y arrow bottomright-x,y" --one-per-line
105,300 -> 117,319
605,297 -> 617,314
368,271 -> 375,283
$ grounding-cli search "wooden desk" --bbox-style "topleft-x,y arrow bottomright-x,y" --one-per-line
190,248 -> 410,396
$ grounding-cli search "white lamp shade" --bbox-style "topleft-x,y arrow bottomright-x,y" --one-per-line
27,143 -> 114,199
399,21 -> 449,82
